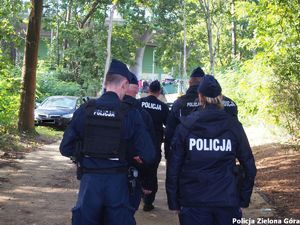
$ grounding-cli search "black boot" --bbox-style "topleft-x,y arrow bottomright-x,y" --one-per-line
143,204 -> 154,212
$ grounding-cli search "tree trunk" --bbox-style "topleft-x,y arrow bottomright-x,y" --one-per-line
101,4 -> 116,92
63,0 -> 73,68
231,0 -> 237,58
130,30 -> 154,79
104,5 -> 116,76
199,0 -> 215,75
79,0 -> 99,29
18,0 -> 43,133
10,42 -> 17,64
183,0 -> 187,78
56,0 -> 60,66
206,2 -> 215,75
131,47 -> 146,80
64,0 -> 72,51
186,42 -> 195,60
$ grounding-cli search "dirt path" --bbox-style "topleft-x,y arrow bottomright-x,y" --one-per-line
135,160 -> 274,225
0,140 -> 277,225
0,142 -> 77,225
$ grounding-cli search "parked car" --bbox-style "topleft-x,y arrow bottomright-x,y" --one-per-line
34,96 -> 83,128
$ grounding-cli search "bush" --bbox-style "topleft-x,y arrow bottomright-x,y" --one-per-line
37,70 -> 82,101
218,51 -> 300,141
0,55 -> 20,133
271,48 -> 300,139
217,59 -> 273,126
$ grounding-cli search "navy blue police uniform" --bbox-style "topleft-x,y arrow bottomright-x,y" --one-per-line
166,75 -> 256,225
122,73 -> 157,211
139,80 -> 170,210
165,67 -> 238,159
60,59 -> 155,225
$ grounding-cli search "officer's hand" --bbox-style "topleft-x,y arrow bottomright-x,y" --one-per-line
133,156 -> 143,164
142,188 -> 152,195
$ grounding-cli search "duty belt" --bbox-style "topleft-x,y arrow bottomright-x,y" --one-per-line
80,166 -> 128,174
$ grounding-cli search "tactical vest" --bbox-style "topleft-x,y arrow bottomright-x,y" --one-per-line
83,100 -> 131,161
177,94 -> 199,117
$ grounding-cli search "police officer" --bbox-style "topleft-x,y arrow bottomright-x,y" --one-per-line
123,73 -> 155,140
165,67 -> 238,159
60,59 -> 155,225
166,75 -> 256,225
123,72 -> 156,211
139,80 -> 169,211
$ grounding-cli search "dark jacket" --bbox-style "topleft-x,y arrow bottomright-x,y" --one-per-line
165,85 -> 238,159
166,105 -> 256,210
123,95 -> 158,190
123,95 -> 155,141
60,92 -> 156,170
123,95 -> 157,162
165,85 -> 199,158
139,95 -> 169,146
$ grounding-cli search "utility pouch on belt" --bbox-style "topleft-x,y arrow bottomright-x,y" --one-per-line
128,167 -> 139,194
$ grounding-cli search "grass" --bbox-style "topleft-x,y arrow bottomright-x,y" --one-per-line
35,126 -> 64,140
0,126 -> 63,156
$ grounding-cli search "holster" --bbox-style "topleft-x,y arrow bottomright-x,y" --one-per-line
72,141 -> 84,180
76,163 -> 83,180
128,167 -> 139,195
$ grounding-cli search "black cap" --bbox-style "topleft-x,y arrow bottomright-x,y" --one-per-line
197,75 -> 222,98
190,67 -> 205,78
129,71 -> 138,85
107,59 -> 131,81
149,80 -> 161,92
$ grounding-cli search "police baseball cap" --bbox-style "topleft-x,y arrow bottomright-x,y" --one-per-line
129,71 -> 138,85
190,67 -> 205,78
149,80 -> 161,92
197,75 -> 222,98
107,59 -> 131,81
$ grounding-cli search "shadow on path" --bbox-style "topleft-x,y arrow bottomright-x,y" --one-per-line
0,141 -> 274,225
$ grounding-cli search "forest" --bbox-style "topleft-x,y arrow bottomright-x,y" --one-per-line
0,0 -> 299,140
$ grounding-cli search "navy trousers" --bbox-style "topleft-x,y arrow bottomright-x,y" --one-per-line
141,155 -> 161,205
179,206 -> 242,225
72,173 -> 136,225
129,181 -> 142,211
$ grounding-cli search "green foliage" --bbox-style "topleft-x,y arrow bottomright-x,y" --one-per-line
0,0 -> 24,134
0,54 -> 21,133
36,69 -> 82,101
0,0 -> 24,47
1,0 -> 299,140
217,58 -> 274,126
117,0 -> 182,75
41,0 -> 110,95
155,1 -> 207,77
237,0 -> 300,137
271,47 -> 300,138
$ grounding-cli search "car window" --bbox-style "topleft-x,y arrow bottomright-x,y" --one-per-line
41,97 -> 76,109
76,98 -> 83,108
